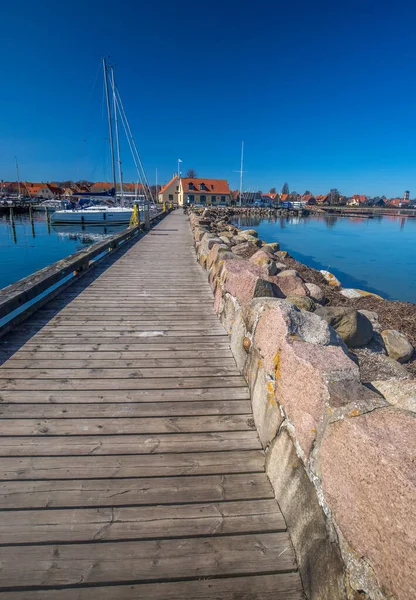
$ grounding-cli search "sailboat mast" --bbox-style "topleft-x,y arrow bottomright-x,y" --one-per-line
15,157 -> 21,198
110,66 -> 124,206
103,58 -> 117,202
239,141 -> 244,207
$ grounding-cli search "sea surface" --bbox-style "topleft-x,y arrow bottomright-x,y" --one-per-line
233,213 -> 416,303
0,211 -> 125,290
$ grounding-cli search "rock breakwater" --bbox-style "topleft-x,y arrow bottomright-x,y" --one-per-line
189,207 -> 416,600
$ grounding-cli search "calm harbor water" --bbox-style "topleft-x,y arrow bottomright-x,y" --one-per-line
0,212 -> 125,290
234,213 -> 416,303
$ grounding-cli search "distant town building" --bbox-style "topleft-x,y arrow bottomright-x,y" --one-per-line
347,195 -> 368,206
159,176 -> 232,206
404,190 -> 410,202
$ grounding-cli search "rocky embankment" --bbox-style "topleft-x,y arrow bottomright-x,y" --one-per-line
189,207 -> 415,600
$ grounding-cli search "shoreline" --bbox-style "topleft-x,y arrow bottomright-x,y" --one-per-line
192,206 -> 416,377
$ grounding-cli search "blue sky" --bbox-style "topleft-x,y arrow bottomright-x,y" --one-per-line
1,0 -> 416,196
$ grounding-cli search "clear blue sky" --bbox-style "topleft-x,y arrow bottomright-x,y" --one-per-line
1,0 -> 416,197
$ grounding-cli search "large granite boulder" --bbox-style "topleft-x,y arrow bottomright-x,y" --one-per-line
262,242 -> 281,253
320,408 -> 416,600
305,282 -> 326,305
286,294 -> 316,312
222,260 -> 281,306
269,271 -> 308,297
381,329 -> 414,363
315,307 -> 373,348
249,249 -> 279,276
230,241 -> 259,259
371,379 -> 416,412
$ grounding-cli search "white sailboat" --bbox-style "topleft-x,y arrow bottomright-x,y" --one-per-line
51,59 -> 156,225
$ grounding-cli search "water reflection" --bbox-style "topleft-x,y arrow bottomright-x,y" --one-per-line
232,213 -> 416,302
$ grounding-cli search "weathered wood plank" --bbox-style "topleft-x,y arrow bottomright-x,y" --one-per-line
0,400 -> 251,418
0,533 -> 296,588
0,573 -> 304,600
0,415 -> 253,436
0,367 -> 240,380
0,350 -> 234,360
0,473 -> 274,509
0,500 -> 285,544
0,431 -> 260,456
0,376 -> 247,391
3,359 -> 235,370
0,450 -> 265,479
0,387 -> 250,403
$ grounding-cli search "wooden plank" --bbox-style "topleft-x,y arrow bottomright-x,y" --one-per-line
0,415 -> 253,436
0,376 -> 247,391
0,400 -> 251,418
0,500 -> 285,544
0,473 -> 274,509
0,532 -> 296,588
0,350 -> 234,360
0,387 -> 250,403
0,343 -> 232,352
0,367 -> 240,380
0,358 -> 237,369
0,431 -> 260,456
0,573 -> 303,600
0,450 -> 265,480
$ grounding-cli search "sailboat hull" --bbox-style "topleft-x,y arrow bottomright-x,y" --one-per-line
50,207 -> 133,224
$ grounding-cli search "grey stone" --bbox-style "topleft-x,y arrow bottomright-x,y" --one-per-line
305,283 -> 326,305
286,294 -> 316,312
277,269 -> 301,278
371,379 -> 416,413
315,307 -> 373,348
381,329 -> 414,363
230,242 -> 259,259
262,242 -> 281,253
340,288 -> 364,299
353,348 -> 411,383
266,429 -> 347,600
240,228 -> 258,238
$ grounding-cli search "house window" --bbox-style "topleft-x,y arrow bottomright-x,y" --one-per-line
188,183 -> 194,190
211,185 -> 214,190
200,195 -> 206,204
176,186 -> 179,191
211,196 -> 217,204
220,196 -> 226,203
187,195 -> 195,204
200,183 -> 206,191
169,194 -> 173,201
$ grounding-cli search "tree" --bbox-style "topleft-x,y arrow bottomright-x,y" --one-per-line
185,168 -> 197,178
282,182 -> 289,195
329,188 -> 341,205
303,190 -> 311,196
269,187 -> 276,194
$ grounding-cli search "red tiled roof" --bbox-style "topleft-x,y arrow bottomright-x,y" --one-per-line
159,176 -> 178,195
181,178 -> 231,195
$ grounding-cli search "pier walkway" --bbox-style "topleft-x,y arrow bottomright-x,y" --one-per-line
0,211 -> 302,599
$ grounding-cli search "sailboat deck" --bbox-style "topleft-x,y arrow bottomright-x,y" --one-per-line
0,211 -> 303,598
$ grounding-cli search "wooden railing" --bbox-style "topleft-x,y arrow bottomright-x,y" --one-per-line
0,207 -> 171,335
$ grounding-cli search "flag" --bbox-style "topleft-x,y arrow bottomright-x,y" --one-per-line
178,159 -> 182,163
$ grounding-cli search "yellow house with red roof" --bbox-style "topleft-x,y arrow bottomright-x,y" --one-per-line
158,176 -> 232,206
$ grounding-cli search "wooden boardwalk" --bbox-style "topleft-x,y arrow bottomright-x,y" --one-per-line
0,211 -> 303,599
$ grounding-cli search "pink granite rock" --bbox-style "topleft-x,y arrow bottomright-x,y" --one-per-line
222,260 -> 279,306
320,408 -> 416,600
253,301 -> 358,456
269,272 -> 308,297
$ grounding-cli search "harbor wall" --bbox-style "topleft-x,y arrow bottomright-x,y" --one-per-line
189,208 -> 416,600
